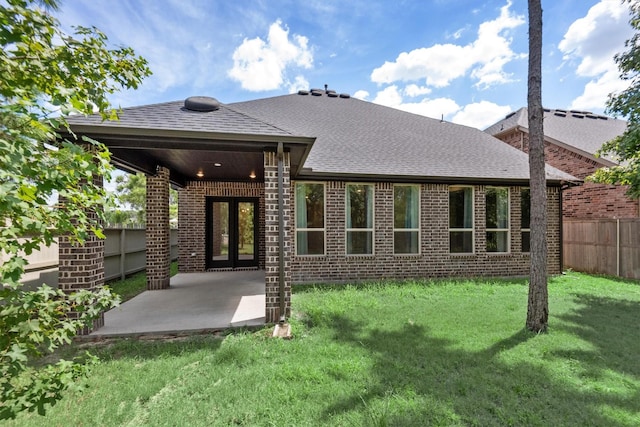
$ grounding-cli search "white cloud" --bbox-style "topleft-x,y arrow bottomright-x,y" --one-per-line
353,90 -> 370,100
372,85 -> 404,106
228,20 -> 313,91
559,0 -> 633,109
559,0 -> 632,77
370,0 -> 524,89
287,75 -> 310,93
451,101 -> 512,129
569,70 -> 629,111
404,84 -> 431,97
396,98 -> 461,121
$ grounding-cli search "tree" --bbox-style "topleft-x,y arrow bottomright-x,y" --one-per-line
0,0 -> 150,418
113,172 -> 147,224
526,0 -> 548,333
107,172 -> 178,226
589,0 -> 640,198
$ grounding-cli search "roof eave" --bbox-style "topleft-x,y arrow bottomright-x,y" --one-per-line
294,171 -> 570,187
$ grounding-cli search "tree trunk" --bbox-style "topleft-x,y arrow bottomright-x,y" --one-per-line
526,0 -> 548,333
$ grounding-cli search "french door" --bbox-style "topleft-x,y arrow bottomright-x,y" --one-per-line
206,198 -> 258,269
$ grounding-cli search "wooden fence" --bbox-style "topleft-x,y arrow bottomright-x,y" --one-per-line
563,219 -> 640,280
16,227 -> 178,289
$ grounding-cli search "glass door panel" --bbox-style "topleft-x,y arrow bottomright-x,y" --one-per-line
211,201 -> 229,262
237,202 -> 255,261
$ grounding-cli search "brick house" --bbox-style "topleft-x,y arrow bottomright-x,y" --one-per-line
63,90 -> 575,324
485,107 -> 638,219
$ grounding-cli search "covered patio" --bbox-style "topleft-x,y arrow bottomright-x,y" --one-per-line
91,270 -> 265,337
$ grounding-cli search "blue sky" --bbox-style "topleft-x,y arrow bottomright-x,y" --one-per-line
56,0 -> 633,130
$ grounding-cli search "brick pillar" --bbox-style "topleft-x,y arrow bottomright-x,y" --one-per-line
146,166 -> 171,290
58,175 -> 105,334
264,150 -> 291,322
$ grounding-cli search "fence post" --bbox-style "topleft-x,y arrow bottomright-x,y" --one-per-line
616,219 -> 620,277
120,228 -> 126,281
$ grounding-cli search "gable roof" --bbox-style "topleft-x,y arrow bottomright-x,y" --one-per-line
66,92 -> 576,185
484,107 -> 627,165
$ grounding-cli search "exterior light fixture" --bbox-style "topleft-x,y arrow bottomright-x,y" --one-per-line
249,171 -> 256,179
196,170 -> 204,178
214,162 -> 222,167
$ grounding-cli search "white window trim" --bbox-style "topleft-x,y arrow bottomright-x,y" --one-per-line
521,187 -> 531,253
345,183 -> 375,256
294,181 -> 326,257
393,184 -> 421,255
486,186 -> 511,254
449,185 -> 475,254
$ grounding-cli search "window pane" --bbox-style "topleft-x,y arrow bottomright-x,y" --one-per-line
522,231 -> 531,253
486,188 -> 509,229
394,186 -> 419,229
347,184 -> 373,229
297,230 -> 324,255
486,231 -> 509,252
296,183 -> 324,228
347,231 -> 372,254
521,188 -> 531,229
450,231 -> 473,253
449,187 -> 473,229
394,231 -> 419,254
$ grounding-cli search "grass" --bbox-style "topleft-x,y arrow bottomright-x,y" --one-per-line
107,261 -> 178,302
7,272 -> 640,426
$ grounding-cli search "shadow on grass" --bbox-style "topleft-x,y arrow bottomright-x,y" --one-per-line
315,299 -> 639,426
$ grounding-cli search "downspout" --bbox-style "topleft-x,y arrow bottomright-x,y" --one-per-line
277,142 -> 286,323
559,186 -> 564,273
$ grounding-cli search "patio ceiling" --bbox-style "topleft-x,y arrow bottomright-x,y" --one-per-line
64,126 -> 315,187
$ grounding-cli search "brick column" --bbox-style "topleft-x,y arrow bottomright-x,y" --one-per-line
146,166 -> 171,290
264,150 -> 291,322
58,175 -> 105,334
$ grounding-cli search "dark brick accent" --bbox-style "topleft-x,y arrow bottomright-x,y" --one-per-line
146,166 -> 171,290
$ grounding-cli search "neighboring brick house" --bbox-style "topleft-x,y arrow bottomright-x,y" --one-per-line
64,90 -> 575,323
485,107 -> 638,219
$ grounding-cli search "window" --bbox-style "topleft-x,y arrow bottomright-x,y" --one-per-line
394,185 -> 420,254
346,184 -> 374,254
449,186 -> 474,253
295,182 -> 325,255
521,188 -> 531,252
486,187 -> 510,253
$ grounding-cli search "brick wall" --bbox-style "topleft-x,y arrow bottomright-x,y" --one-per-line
290,182 -> 562,284
496,130 -> 638,219
178,181 -> 265,272
58,173 -> 105,333
264,151 -> 291,322
146,166 -> 171,290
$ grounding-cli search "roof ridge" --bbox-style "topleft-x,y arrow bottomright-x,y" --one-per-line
224,102 -> 296,136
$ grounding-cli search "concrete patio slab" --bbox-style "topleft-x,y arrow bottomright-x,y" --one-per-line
91,270 -> 265,337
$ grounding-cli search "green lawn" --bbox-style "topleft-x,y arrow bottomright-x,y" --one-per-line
8,272 -> 640,426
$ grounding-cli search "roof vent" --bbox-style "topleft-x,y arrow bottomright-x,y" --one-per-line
339,93 -> 350,99
184,96 -> 220,112
505,112 -> 516,119
298,90 -> 309,95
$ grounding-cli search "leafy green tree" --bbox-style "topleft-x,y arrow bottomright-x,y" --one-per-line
113,172 -> 148,224
0,0 -> 150,419
108,172 -> 179,225
590,0 -> 640,198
